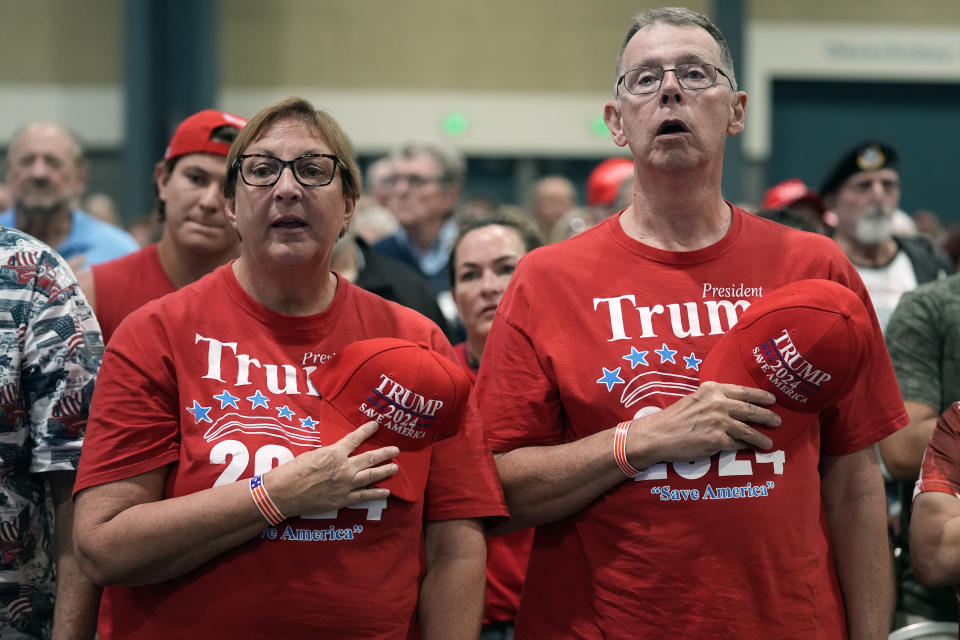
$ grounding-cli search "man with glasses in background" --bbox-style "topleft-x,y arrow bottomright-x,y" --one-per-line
375,141 -> 464,332
474,7 -> 904,638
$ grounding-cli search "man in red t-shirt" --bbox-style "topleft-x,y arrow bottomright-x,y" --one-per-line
475,7 -> 905,640
77,109 -> 247,343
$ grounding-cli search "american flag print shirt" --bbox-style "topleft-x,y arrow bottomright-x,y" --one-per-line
0,227 -> 102,638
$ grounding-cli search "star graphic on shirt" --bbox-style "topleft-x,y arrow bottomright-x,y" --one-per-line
683,352 -> 702,371
622,347 -> 649,369
187,400 -> 212,423
654,343 -> 677,364
276,405 -> 295,420
213,390 -> 240,410
300,416 -> 319,429
596,367 -> 625,392
246,390 -> 270,409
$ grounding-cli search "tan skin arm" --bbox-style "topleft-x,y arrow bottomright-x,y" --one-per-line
50,471 -> 100,640
821,448 -> 894,640
911,491 -> 960,587
74,421 -> 398,587
877,400 -> 939,482
66,256 -> 88,277
74,268 -> 96,312
490,381 -> 779,535
419,518 -> 486,640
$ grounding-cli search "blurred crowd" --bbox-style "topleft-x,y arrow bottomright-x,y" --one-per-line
5,133 -> 957,290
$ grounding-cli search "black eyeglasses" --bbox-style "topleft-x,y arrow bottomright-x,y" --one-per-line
617,63 -> 731,96
382,173 -> 441,189
235,153 -> 341,188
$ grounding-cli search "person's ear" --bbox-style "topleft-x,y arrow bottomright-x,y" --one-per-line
603,101 -> 628,148
726,91 -> 747,137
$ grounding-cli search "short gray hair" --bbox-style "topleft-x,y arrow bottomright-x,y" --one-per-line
6,122 -> 86,170
391,140 -> 465,188
614,7 -> 738,94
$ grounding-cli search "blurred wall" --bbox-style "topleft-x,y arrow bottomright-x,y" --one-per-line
1,0 -> 958,218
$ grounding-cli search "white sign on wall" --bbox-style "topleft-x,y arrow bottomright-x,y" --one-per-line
744,22 -> 960,160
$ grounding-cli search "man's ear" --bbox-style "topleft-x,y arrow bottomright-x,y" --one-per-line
603,101 -> 628,148
726,91 -> 747,137
822,193 -> 836,212
154,163 -> 171,203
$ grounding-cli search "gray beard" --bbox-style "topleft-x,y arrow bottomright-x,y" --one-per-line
854,208 -> 893,246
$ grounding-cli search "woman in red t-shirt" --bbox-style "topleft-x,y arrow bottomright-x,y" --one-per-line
72,97 -> 505,640
450,211 -> 540,639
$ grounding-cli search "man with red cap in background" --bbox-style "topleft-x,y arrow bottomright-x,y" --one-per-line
585,157 -> 633,216
77,109 -> 247,343
762,178 -> 831,234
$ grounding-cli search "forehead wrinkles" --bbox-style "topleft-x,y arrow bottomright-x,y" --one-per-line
14,138 -> 75,164
623,24 -> 721,69
396,154 -> 440,178
246,120 -> 329,156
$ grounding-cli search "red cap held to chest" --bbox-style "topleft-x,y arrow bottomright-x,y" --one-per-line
313,338 -> 472,501
700,279 -> 873,448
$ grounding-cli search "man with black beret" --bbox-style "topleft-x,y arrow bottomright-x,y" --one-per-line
821,140 -> 951,332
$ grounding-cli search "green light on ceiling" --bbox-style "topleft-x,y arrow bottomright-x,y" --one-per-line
442,113 -> 469,137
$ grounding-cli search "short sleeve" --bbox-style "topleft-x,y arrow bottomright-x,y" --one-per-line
819,261 -> 908,455
74,310 -> 180,494
424,395 -> 507,522
886,286 -> 943,409
474,265 -> 565,452
423,329 -> 507,522
21,251 -> 102,473
915,403 -> 960,498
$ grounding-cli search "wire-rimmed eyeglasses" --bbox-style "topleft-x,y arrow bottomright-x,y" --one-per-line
617,63 -> 731,96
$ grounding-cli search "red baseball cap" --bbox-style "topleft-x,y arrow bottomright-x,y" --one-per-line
163,109 -> 248,161
586,158 -> 634,207
762,179 -> 825,214
312,338 -> 472,501
699,279 -> 872,449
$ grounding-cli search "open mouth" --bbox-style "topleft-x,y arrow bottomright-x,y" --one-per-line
657,121 -> 688,135
271,218 -> 307,229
